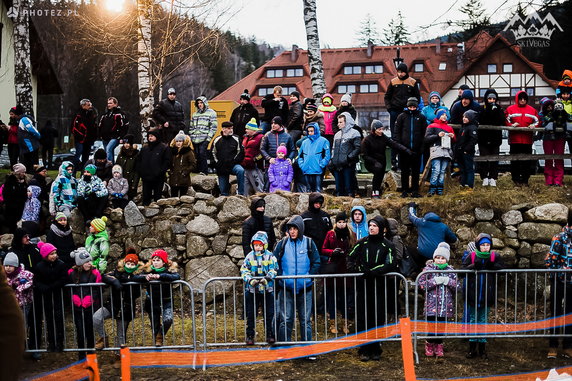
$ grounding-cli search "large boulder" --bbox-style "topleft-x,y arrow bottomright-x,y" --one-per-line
124,201 -> 146,227
193,200 -> 217,215
474,222 -> 503,238
501,210 -> 523,226
474,208 -> 494,221
518,223 -> 562,244
524,203 -> 568,223
184,255 -> 240,292
217,196 -> 250,222
186,215 -> 220,236
186,235 -> 209,258
531,243 -> 550,267
191,175 -> 217,192
264,194 -> 291,219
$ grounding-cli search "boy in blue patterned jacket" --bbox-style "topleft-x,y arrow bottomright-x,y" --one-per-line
240,231 -> 278,345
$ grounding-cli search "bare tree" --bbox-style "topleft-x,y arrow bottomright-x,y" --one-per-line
137,0 -> 154,135
11,0 -> 34,115
302,0 -> 326,99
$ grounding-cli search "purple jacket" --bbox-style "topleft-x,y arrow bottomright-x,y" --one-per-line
418,261 -> 458,318
268,158 -> 293,192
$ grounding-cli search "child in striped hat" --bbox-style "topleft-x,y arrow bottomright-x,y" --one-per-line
85,216 -> 110,272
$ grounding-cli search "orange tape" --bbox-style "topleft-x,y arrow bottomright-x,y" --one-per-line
26,359 -> 92,381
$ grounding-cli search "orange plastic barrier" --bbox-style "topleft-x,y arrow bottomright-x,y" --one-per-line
25,354 -> 100,381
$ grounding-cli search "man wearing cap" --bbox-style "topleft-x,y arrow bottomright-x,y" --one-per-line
2,164 -> 28,233
71,99 -> 99,172
241,118 -> 265,195
153,88 -> 186,144
261,86 -> 289,134
287,91 -> 304,143
211,121 -> 245,196
190,96 -> 218,174
450,89 -> 481,124
99,97 -> 129,163
136,128 -> 171,205
384,63 -> 421,168
395,98 -> 427,198
230,89 -> 259,140
260,116 -> 296,192
11,105 -> 41,173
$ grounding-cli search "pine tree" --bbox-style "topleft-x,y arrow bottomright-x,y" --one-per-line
356,14 -> 381,46
382,11 -> 410,46
455,0 -> 491,39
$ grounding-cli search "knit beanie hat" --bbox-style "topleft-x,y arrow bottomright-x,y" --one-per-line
3,252 -> 19,267
91,216 -> 108,233
397,63 -> 408,73
371,119 -> 384,131
84,164 -> 97,175
271,116 -> 283,126
290,90 -> 301,100
124,253 -> 139,266
71,247 -> 92,267
152,249 -> 168,265
13,163 -> 26,174
306,104 -> 318,112
94,148 -> 107,161
368,215 -> 387,231
433,242 -> 451,262
112,165 -> 122,175
37,241 -> 57,258
335,211 -> 348,222
55,212 -> 67,222
477,236 -> 492,246
341,93 -> 352,104
461,90 -> 474,100
147,128 -> 161,139
240,89 -> 251,101
407,97 -> 419,107
276,145 -> 288,155
174,130 -> 187,142
436,109 -> 448,120
121,134 -> 135,145
245,118 -> 260,131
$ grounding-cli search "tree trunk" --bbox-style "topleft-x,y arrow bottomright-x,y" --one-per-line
137,0 -> 154,138
12,0 -> 34,115
302,0 -> 326,99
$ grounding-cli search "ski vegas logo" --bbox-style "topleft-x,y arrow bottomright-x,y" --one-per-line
503,11 -> 563,48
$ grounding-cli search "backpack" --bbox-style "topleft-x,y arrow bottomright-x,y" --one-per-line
462,250 -> 496,264
275,236 -> 313,262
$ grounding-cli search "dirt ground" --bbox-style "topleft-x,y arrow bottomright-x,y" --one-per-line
21,338 -> 572,380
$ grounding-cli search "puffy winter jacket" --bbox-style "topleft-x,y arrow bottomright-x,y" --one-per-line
420,92 -> 450,125
241,132 -> 264,170
301,192 -> 333,258
85,230 -> 110,272
362,131 -> 410,174
242,197 -> 276,255
260,128 -> 295,162
71,107 -> 98,144
268,159 -> 293,192
68,268 -> 102,309
506,90 -> 539,145
99,107 -> 128,141
152,98 -> 185,133
395,108 -> 427,153
456,110 -> 478,155
330,112 -> 361,169
408,210 -> 457,259
51,161 -> 78,209
169,135 -> 196,187
241,231 -> 278,293
230,103 -> 259,139
298,126 -> 331,175
77,175 -> 108,198
384,74 -> 421,112
261,95 -> 289,123
424,119 -> 456,160
136,141 -> 171,182
189,96 -> 218,144
450,90 -> 481,124
418,261 -> 458,318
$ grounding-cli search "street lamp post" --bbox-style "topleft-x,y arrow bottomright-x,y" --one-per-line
393,47 -> 404,69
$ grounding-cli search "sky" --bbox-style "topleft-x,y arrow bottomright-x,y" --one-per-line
216,0 -> 549,49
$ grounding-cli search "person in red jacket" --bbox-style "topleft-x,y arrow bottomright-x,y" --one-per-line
505,91 -> 539,186
241,118 -> 265,195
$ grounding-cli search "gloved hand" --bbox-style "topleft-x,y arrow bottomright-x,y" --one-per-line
264,275 -> 273,282
332,248 -> 344,257
434,276 -> 450,285
259,278 -> 268,286
249,279 -> 259,287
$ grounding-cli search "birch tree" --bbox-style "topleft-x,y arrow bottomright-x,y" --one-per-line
11,0 -> 34,115
137,0 -> 154,136
302,0 -> 326,99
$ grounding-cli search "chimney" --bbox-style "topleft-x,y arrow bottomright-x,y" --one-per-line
367,41 -> 374,58
435,38 -> 441,55
291,44 -> 299,62
456,42 -> 465,71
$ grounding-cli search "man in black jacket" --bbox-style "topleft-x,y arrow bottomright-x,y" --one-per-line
478,89 -> 504,187
136,128 -> 171,205
287,91 -> 304,143
456,110 -> 479,188
211,121 -> 245,196
99,97 -> 129,163
153,88 -> 186,144
71,99 -> 99,174
242,197 -> 276,255
394,98 -> 427,198
261,86 -> 289,134
230,90 -> 259,140
301,192 -> 332,257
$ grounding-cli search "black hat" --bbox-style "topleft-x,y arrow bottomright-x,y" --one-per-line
397,63 -> 408,73
147,128 -> 161,139
290,91 -> 301,100
368,215 -> 387,235
406,97 -> 419,107
121,134 -> 135,145
94,148 -> 107,160
240,89 -> 250,101
222,121 -> 234,128
335,211 -> 348,222
271,116 -> 283,126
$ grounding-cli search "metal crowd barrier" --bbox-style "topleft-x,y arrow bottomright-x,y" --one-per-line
24,280 -> 196,353
200,273 -> 409,348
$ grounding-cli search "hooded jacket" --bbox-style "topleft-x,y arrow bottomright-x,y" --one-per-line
347,217 -> 397,277
242,198 -> 276,255
211,133 -> 244,175
319,93 -> 338,136
107,166 -> 129,198
77,174 -> 108,198
350,206 -> 368,241
99,106 -> 128,141
408,210 -> 457,259
241,231 -> 278,293
274,215 -> 321,293
456,109 -> 479,155
190,96 -> 218,144
506,91 -> 540,145
261,94 -> 289,123
298,124 -> 331,174
169,134 -> 196,187
21,185 -> 42,223
333,104 -> 357,133
418,261 -> 458,318
301,193 -> 333,258
152,97 -> 185,134
46,221 -> 76,268
230,102 -> 259,139
362,128 -> 411,174
17,115 -> 40,154
478,89 -> 504,146
547,225 -> 572,284
241,131 -> 264,170
116,145 -> 140,195
85,230 -> 110,273
450,90 -> 481,124
51,161 -> 78,208
6,264 -> 34,307
384,73 -> 421,112
421,92 -> 450,125
395,107 -> 428,153
10,228 -> 42,272
303,110 -> 326,135
330,112 -> 361,169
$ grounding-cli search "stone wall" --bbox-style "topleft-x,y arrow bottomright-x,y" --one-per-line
1,187 -> 568,291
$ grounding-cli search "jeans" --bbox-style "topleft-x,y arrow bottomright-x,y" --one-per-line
333,166 -> 354,196
103,139 -> 119,163
459,153 -> 475,187
305,174 -> 322,192
144,298 -> 173,337
194,141 -> 210,174
467,305 -> 489,343
277,286 -> 313,342
245,291 -> 275,339
217,164 -> 245,195
261,121 -> 270,134
429,158 -> 449,186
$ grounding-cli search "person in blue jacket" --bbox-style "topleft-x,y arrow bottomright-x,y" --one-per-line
273,215 -> 321,346
298,122 -> 331,192
408,202 -> 457,270
349,206 -> 368,241
421,91 -> 450,125
12,105 -> 40,174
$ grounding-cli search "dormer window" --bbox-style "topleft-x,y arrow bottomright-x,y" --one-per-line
286,68 -> 304,77
438,62 -> 447,71
343,66 -> 362,75
365,65 -> 383,74
413,62 -> 424,72
266,69 -> 284,78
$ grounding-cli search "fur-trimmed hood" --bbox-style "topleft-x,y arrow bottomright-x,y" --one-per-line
116,259 -> 144,275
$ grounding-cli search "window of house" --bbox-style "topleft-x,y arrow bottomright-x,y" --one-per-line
338,84 -> 357,93
365,65 -> 383,74
438,62 -> 447,71
413,62 -> 424,72
343,66 -> 362,75
258,87 -> 271,96
526,87 -> 535,96
510,88 -> 521,97
281,86 -> 297,95
487,64 -> 497,73
479,89 -> 488,98
359,83 -> 379,93
286,68 -> 304,77
503,63 -> 513,73
266,69 -> 284,78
